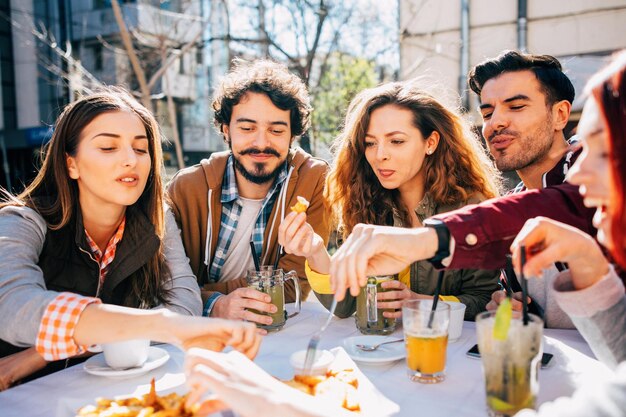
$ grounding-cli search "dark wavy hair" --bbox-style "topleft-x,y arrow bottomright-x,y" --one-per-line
468,50 -> 575,106
212,59 -> 312,140
587,51 -> 626,269
325,82 -> 501,238
0,88 -> 169,308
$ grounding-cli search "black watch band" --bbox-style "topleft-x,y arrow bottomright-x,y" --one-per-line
423,218 -> 451,269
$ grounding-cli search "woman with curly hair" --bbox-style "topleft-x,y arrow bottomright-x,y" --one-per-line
279,81 -> 502,319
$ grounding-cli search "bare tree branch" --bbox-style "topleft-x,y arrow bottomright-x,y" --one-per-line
111,0 -> 152,110
316,3 -> 354,89
146,26 -> 204,91
302,0 -> 328,85
0,10 -> 104,92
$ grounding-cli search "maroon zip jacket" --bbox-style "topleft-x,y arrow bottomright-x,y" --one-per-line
432,148 -> 596,270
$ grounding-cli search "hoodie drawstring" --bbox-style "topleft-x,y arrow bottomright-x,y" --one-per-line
262,165 -> 294,265
204,188 -> 213,267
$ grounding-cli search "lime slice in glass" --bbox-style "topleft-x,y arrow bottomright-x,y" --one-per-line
493,297 -> 512,341
487,396 -> 516,413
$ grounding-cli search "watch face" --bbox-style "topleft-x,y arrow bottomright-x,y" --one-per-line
424,220 -> 450,262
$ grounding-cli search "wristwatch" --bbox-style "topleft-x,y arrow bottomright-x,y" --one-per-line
422,218 -> 451,269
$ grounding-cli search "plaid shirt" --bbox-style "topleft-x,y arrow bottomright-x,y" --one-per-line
208,155 -> 288,282
85,217 -> 126,290
36,293 -> 101,361
35,218 -> 126,361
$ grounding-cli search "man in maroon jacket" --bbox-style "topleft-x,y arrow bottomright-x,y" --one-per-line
329,51 -> 596,327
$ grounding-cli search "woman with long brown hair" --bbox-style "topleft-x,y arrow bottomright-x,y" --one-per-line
0,89 -> 259,390
279,81 -> 501,319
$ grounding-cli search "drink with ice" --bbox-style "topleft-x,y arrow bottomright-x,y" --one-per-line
476,311 -> 543,416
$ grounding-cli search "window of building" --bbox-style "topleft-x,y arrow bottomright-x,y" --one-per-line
93,44 -> 103,71
93,0 -> 111,9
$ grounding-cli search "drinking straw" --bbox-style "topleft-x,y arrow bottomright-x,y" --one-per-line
250,241 -> 260,272
427,271 -> 445,329
502,255 -> 514,297
520,244 -> 530,326
273,244 -> 283,270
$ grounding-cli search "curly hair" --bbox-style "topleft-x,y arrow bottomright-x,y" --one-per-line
325,82 -> 501,238
212,59 -> 312,139
468,50 -> 575,106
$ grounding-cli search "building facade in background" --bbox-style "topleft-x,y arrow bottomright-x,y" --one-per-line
399,0 -> 626,125
0,0 -> 229,192
0,0 -> 69,191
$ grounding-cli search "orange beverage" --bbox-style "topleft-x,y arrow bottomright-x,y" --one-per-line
406,333 -> 448,375
402,299 -> 450,383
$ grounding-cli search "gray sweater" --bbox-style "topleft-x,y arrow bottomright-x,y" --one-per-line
0,205 -> 202,348
517,267 -> 626,417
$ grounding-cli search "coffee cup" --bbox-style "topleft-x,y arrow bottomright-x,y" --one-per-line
444,301 -> 466,342
102,339 -> 150,370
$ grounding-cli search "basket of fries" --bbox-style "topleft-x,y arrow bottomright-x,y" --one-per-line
75,379 -> 196,417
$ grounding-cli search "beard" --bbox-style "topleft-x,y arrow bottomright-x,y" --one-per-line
232,146 -> 287,185
489,115 -> 555,172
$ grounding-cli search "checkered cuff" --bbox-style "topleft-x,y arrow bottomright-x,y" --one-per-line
202,292 -> 224,317
35,292 -> 101,361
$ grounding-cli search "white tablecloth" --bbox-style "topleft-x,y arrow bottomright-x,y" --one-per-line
0,301 -> 613,417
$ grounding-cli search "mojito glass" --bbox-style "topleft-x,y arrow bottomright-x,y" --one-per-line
476,311 -> 543,417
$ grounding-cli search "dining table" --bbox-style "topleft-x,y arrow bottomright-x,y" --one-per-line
0,299 -> 613,417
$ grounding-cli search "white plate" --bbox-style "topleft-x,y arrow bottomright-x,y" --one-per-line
343,335 -> 405,364
83,346 -> 169,378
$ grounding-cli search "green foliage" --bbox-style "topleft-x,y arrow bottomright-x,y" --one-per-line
312,53 -> 377,149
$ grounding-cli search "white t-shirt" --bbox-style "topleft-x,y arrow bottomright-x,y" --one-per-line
219,197 -> 264,282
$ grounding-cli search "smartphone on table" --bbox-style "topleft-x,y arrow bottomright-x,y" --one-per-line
466,344 -> 554,368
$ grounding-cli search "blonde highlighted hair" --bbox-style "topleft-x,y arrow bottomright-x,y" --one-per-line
325,81 -> 501,238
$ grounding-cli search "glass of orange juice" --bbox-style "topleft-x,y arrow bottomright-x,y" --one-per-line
402,299 -> 450,383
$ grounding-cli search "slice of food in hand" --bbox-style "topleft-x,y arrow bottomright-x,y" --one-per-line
290,196 -> 310,213
493,297 -> 512,341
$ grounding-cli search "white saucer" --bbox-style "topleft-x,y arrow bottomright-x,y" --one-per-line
84,346 -> 169,378
343,335 -> 405,364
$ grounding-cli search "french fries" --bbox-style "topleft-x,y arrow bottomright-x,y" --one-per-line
76,379 -> 197,417
290,196 -> 310,213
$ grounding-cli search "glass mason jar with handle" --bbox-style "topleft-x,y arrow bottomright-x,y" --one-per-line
246,267 -> 301,332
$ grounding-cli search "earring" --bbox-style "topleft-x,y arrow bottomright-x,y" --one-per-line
427,149 -> 433,155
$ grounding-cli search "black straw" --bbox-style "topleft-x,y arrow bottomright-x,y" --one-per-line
273,244 -> 283,270
503,255 -> 514,297
250,241 -> 260,272
427,271 -> 445,329
520,245 -> 529,326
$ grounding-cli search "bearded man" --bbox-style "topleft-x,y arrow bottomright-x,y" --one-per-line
168,60 -> 329,323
